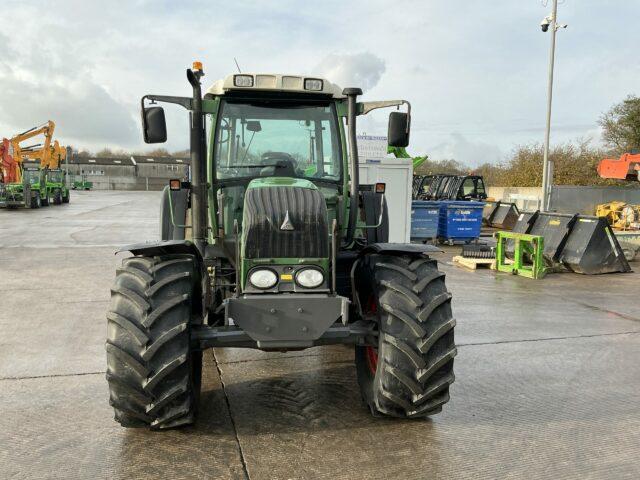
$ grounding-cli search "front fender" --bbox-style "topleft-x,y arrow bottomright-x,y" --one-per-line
117,240 -> 202,260
359,242 -> 442,257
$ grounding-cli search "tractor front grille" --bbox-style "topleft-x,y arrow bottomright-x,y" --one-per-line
243,186 -> 328,259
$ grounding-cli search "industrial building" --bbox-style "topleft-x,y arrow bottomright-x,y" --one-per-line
65,155 -> 190,190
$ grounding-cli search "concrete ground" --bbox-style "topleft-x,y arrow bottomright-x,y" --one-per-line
1,191 -> 639,480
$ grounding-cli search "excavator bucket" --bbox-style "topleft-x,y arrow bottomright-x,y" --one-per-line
560,216 -> 631,274
528,212 -> 577,267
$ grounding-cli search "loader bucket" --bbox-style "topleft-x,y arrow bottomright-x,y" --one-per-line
483,201 -> 498,225
487,201 -> 520,230
512,211 -> 538,234
560,216 -> 631,274
505,211 -> 538,257
528,212 -> 577,266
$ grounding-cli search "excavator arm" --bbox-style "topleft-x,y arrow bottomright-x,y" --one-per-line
11,120 -> 56,169
20,140 -> 66,168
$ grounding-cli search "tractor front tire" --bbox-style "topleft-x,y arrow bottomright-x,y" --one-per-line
355,254 -> 456,418
106,254 -> 203,429
54,189 -> 62,205
62,191 -> 70,203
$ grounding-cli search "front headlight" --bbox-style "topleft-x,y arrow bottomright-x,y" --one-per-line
295,268 -> 324,288
249,269 -> 278,289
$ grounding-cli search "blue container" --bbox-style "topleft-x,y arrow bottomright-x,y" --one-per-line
410,200 -> 440,241
438,201 -> 485,243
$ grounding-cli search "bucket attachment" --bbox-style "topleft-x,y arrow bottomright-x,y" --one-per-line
506,211 -> 538,257
485,201 -> 519,230
483,202 -> 498,224
528,212 -> 577,267
560,216 -> 631,274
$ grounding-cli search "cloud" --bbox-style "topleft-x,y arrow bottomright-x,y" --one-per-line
313,53 -> 386,92
429,133 -> 504,167
0,76 -> 137,147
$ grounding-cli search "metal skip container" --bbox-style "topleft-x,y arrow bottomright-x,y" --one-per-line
410,200 -> 440,242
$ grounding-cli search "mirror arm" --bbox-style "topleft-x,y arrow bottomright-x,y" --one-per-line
358,99 -> 411,120
141,95 -> 193,111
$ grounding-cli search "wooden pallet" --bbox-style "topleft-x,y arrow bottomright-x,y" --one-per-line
452,255 -> 496,270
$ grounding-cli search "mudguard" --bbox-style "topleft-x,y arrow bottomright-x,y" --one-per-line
118,240 -> 202,260
360,243 -> 442,256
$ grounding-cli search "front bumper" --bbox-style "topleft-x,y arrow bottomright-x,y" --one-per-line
224,294 -> 349,349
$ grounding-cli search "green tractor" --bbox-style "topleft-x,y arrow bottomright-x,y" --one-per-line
72,174 -> 93,190
106,65 -> 456,429
0,167 -> 48,208
46,168 -> 70,204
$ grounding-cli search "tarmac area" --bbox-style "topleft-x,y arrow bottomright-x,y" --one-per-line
0,190 -> 639,480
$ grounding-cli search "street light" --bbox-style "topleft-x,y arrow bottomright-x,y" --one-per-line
540,0 -> 567,211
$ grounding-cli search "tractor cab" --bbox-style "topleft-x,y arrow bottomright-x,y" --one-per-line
22,167 -> 42,187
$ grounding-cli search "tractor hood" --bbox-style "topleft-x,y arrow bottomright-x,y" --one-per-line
241,177 -> 329,260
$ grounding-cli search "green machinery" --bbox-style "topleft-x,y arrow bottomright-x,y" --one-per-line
72,175 -> 93,190
495,231 -> 546,279
46,169 -> 70,204
0,167 -> 48,208
0,167 -> 70,208
105,64 -> 457,430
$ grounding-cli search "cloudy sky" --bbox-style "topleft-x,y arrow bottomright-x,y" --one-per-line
1,0 -> 638,166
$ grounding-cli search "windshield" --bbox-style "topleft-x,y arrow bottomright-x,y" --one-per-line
23,170 -> 40,184
214,101 -> 341,183
49,170 -> 63,182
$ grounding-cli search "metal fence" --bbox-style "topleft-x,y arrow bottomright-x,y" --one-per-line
550,186 -> 640,215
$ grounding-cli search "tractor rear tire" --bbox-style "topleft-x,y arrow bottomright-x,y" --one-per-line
106,254 -> 203,429
41,193 -> 50,206
355,254 -> 456,418
30,193 -> 41,209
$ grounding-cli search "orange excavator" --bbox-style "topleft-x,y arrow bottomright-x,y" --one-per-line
597,152 -> 640,182
1,120 -> 56,183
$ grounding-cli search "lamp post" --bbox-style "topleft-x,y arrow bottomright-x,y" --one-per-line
540,0 -> 567,211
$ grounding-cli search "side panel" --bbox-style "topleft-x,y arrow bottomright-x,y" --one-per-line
359,159 -> 413,242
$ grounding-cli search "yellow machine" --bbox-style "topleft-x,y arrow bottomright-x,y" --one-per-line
596,201 -> 640,230
21,139 -> 66,168
7,121 -> 56,182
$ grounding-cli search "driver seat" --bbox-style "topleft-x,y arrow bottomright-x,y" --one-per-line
261,152 -> 297,177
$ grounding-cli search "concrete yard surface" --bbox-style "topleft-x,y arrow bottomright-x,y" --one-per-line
1,191 -> 639,479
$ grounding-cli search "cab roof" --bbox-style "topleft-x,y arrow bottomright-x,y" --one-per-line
206,73 -> 344,98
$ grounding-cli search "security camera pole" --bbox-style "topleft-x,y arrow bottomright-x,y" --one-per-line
540,0 -> 566,211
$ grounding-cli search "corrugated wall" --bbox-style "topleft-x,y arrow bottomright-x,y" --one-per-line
488,185 -> 640,215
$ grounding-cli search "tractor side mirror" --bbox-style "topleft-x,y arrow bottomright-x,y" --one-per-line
142,106 -> 167,143
388,111 -> 410,147
246,120 -> 262,132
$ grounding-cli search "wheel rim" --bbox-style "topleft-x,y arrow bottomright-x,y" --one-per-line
365,345 -> 378,374
365,295 -> 379,375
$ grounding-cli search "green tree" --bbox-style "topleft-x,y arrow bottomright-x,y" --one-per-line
598,95 -> 640,152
